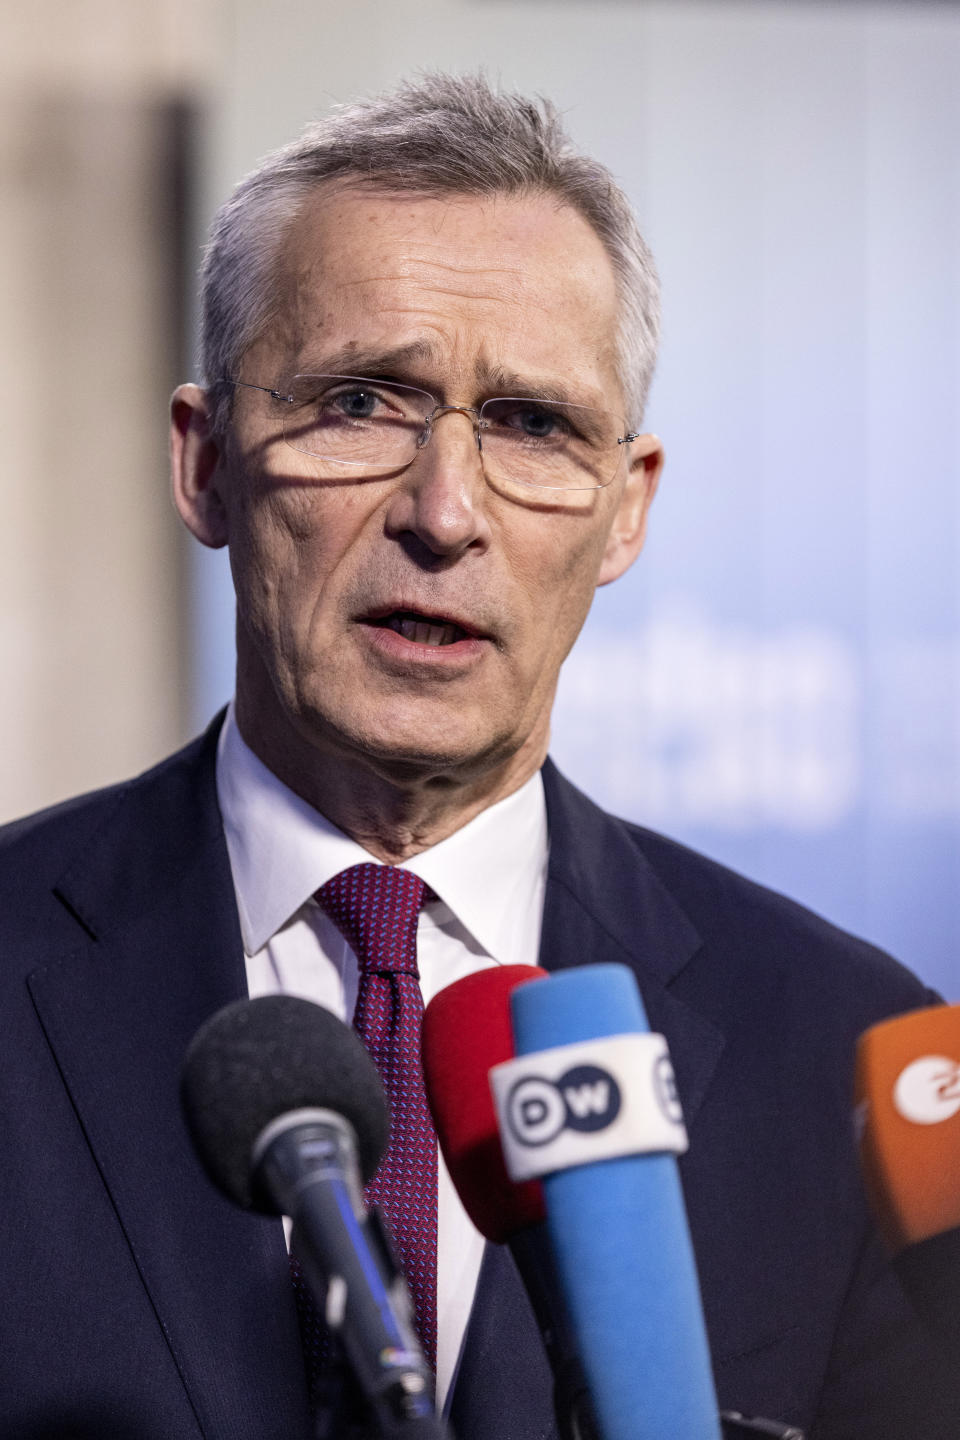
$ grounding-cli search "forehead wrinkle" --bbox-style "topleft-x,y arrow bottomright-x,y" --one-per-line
390,254 -> 527,280
336,271 -> 527,307
411,284 -> 526,306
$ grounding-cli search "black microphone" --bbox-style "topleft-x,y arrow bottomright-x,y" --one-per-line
181,994 -> 447,1438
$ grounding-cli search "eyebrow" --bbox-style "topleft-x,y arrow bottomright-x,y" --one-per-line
296,340 -> 437,380
292,343 -> 605,409
483,364 -> 603,409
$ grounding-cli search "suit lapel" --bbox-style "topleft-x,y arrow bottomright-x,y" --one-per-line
453,761 -> 727,1436
27,725 -> 312,1440
448,1242 -> 556,1440
538,759 -> 725,1132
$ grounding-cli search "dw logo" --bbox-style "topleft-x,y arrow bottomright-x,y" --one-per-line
506,1064 -> 622,1147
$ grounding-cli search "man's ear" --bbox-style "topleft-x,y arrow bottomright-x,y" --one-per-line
170,384 -> 229,549
597,434 -> 663,587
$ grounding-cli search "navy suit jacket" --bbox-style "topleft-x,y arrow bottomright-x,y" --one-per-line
0,720 -> 955,1439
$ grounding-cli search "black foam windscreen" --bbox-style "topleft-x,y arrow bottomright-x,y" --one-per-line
181,994 -> 389,1211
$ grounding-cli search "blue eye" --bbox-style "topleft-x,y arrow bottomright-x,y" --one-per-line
484,400 -> 571,442
333,388 -> 380,419
516,407 -> 557,438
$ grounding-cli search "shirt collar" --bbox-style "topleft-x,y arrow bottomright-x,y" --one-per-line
216,703 -> 547,965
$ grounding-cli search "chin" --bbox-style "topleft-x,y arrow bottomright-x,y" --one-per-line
322,706 -> 516,785
357,731 -> 498,783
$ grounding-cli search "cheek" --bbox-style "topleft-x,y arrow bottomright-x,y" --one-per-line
228,489 -> 328,636
227,493 -> 289,625
230,481 -> 382,659
507,520 -> 609,661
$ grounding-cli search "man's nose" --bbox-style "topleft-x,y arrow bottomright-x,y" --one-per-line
384,408 -> 493,560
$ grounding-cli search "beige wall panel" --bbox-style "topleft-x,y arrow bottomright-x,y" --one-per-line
0,92 -> 190,822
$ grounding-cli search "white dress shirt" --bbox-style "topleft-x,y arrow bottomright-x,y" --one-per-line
215,704 -> 548,1408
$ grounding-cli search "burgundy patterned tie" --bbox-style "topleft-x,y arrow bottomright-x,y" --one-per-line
315,863 -> 438,1371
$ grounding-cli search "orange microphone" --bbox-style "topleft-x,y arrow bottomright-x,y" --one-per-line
855,1003 -> 960,1345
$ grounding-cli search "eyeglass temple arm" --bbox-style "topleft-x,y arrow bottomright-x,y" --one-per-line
217,378 -> 294,404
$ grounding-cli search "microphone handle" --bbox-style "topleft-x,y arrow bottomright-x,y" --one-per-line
508,967 -> 721,1440
256,1112 -> 447,1438
893,1225 -> 960,1351
509,1225 -> 804,1440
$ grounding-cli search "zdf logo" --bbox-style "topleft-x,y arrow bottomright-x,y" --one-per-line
506,1064 -> 622,1147
893,1055 -> 960,1125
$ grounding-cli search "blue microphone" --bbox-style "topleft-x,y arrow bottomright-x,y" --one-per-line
491,963 -> 720,1440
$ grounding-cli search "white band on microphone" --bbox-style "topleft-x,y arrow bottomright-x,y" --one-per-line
490,1032 -> 688,1183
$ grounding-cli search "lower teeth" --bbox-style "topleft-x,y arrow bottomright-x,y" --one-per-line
389,617 -> 459,646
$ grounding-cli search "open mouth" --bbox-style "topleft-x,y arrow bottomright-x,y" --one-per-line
365,610 -> 473,648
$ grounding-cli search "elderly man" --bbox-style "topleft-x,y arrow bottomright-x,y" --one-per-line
0,74 -> 953,1440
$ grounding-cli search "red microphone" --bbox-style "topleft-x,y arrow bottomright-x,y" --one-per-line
422,965 -> 597,1440
855,1003 -> 960,1346
422,965 -> 546,1240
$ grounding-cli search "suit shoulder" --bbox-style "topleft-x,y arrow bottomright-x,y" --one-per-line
542,760 -> 932,1017
618,817 -> 937,1014
0,726 -> 220,917
0,778 -> 133,878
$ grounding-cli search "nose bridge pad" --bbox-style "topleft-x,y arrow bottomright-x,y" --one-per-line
420,404 -> 483,454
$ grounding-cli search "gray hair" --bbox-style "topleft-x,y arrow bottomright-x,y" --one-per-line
200,72 -> 660,428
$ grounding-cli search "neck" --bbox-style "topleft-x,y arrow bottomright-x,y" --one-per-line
233,696 -> 548,864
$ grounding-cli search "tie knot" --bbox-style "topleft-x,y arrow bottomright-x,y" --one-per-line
316,863 -> 430,977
